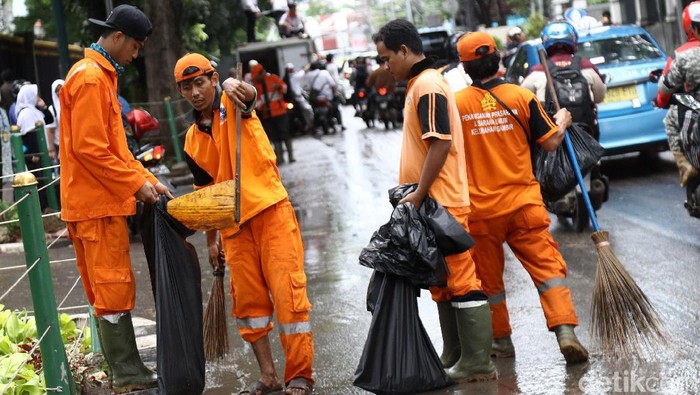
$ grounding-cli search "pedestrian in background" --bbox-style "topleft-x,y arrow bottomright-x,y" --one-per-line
46,79 -> 64,160
174,52 -> 315,395
278,1 -> 305,38
454,31 -> 589,365
373,19 -> 497,382
243,0 -> 262,42
0,69 -> 13,113
59,5 -> 171,393
252,63 -> 295,163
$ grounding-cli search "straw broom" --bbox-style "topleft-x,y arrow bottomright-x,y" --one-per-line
203,242 -> 229,361
202,62 -> 243,361
537,48 -> 666,357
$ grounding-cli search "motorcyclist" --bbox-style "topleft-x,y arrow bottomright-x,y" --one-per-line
658,2 -> 700,217
366,56 -> 397,127
502,27 -> 524,69
521,20 -> 608,222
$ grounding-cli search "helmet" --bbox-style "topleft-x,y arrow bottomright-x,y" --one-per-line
682,1 -> 700,39
541,21 -> 578,54
126,108 -> 160,141
507,27 -> 523,41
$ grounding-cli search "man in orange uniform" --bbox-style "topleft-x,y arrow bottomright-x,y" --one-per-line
454,32 -> 588,364
373,19 -> 496,382
251,63 -> 295,164
174,53 -> 314,395
59,5 -> 171,393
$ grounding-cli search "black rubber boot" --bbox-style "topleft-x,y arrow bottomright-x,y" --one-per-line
97,314 -> 157,393
437,302 -> 460,368
491,335 -> 515,358
445,303 -> 497,382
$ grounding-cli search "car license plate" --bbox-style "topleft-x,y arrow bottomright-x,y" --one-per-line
603,85 -> 638,103
379,102 -> 388,109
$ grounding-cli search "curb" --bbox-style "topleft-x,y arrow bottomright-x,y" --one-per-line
0,241 -> 23,254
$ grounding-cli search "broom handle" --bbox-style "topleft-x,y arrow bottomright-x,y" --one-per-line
235,63 -> 242,224
537,48 -> 601,231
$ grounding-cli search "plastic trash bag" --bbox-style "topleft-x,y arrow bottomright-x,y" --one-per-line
389,184 -> 475,255
359,202 -> 448,288
533,122 -> 604,202
354,273 -> 451,394
141,196 -> 205,395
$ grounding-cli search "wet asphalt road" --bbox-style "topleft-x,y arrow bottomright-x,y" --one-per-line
1,106 -> 699,394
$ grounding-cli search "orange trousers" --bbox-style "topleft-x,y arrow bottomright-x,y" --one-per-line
222,198 -> 314,384
67,217 -> 135,317
429,206 -> 484,302
469,204 -> 579,338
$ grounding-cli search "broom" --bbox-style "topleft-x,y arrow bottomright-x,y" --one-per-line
202,62 -> 244,361
537,48 -> 666,358
203,241 -> 229,361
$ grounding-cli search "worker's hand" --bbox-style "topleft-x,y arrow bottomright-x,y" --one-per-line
398,190 -> 425,211
48,150 -> 56,161
553,108 -> 572,131
135,181 -> 158,203
222,78 -> 255,109
207,240 -> 225,270
679,163 -> 699,187
30,155 -> 40,164
154,182 -> 174,199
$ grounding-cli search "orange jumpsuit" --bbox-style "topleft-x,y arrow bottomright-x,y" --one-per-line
59,48 -> 158,317
400,60 -> 483,302
455,78 -> 579,338
183,91 -> 313,384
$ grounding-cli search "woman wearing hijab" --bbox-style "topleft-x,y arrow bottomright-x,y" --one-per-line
16,83 -> 52,209
46,79 -> 64,161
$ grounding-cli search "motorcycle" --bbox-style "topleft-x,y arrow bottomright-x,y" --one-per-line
372,87 -> 398,130
309,95 -> 337,135
353,88 -> 374,129
125,108 -> 174,235
547,168 -> 609,232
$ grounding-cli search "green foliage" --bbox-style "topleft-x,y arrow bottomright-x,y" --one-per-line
0,304 -> 90,394
0,201 -> 21,242
525,12 -> 548,41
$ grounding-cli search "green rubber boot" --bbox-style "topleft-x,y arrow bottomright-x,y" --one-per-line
446,303 -> 497,382
437,302 -> 460,368
491,335 -> 515,358
554,324 -> 589,365
97,314 -> 157,393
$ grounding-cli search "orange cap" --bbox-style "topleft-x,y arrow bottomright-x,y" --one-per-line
251,63 -> 264,79
174,53 -> 214,83
457,31 -> 497,62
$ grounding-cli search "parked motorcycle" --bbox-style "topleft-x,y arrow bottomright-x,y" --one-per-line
125,108 -> 174,235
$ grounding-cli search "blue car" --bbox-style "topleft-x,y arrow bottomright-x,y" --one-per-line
504,24 -> 669,155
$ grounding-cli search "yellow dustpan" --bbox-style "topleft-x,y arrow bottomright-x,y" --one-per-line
166,180 -> 237,231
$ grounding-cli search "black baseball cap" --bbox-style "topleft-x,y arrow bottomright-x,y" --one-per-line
88,4 -> 153,41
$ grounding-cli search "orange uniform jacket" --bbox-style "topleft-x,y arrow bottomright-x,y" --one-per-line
252,73 -> 288,119
454,79 -> 558,220
59,48 -> 157,221
183,91 -> 287,235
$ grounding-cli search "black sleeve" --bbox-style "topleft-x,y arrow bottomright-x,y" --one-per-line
41,107 -> 54,125
184,151 -> 214,188
527,98 -> 556,142
418,93 -> 450,136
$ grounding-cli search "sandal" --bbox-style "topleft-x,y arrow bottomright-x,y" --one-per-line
285,377 -> 313,395
239,379 -> 283,395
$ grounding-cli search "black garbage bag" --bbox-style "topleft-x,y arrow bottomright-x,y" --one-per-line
389,184 -> 475,255
359,202 -> 447,288
533,122 -> 604,202
141,196 -> 205,395
354,273 -> 450,394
